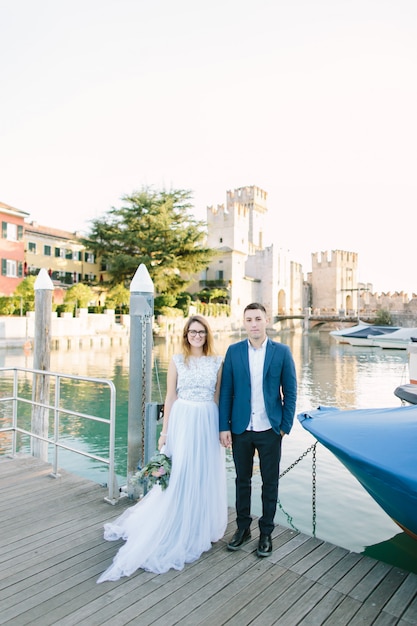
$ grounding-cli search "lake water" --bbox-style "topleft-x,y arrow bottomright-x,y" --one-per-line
2,328 -> 417,574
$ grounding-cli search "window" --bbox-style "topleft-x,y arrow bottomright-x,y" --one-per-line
84,252 -> 95,263
7,260 -> 17,277
73,250 -> 82,261
28,242 -> 37,253
217,270 -> 224,280
2,222 -> 17,241
44,245 -> 51,256
1,259 -> 23,277
66,250 -> 73,260
2,222 -> 23,240
55,247 -> 65,258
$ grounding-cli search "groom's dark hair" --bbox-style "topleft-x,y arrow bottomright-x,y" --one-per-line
244,302 -> 267,315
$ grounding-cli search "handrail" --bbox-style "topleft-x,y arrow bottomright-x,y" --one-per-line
0,366 -> 118,504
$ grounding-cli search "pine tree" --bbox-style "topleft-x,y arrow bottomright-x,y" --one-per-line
84,188 -> 215,295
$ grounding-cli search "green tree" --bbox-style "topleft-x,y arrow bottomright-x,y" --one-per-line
14,276 -> 36,313
105,284 -> 130,312
374,308 -> 393,325
175,292 -> 192,316
64,283 -> 95,310
84,188 -> 215,295
0,296 -> 16,315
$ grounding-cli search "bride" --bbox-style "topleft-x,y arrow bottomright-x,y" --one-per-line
97,315 -> 227,582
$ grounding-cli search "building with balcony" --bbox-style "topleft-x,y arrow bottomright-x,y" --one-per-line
24,221 -> 101,287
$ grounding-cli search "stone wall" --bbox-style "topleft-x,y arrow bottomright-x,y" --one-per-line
0,309 -> 129,348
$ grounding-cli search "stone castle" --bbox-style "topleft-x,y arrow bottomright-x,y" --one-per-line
188,185 -> 417,325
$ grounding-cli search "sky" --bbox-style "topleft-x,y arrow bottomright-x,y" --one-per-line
1,0 -> 416,295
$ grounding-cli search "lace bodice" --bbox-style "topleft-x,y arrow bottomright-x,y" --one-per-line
173,354 -> 223,402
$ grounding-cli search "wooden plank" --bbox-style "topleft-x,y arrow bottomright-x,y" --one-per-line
217,568 -> 301,626
296,588 -> 346,625
48,543 -> 234,626
401,592 -> 417,625
273,536 -> 325,569
349,560 -> 393,602
384,572 -> 417,622
1,455 -> 417,626
288,541 -> 342,576
194,563 -> 288,626
332,555 -> 379,595
97,549 -> 254,626
321,596 -> 363,625
347,566 -> 412,625
248,575 -> 317,626
318,551 -> 363,588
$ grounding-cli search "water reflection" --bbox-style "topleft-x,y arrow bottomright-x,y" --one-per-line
1,329 -> 416,573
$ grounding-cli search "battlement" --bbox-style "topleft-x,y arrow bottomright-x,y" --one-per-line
312,249 -> 358,269
226,185 -> 267,205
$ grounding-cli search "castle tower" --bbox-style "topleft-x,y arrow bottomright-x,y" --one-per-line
204,186 -> 268,317
206,185 -> 267,255
311,250 -> 358,313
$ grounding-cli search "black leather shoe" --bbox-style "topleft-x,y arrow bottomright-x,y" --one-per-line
257,533 -> 272,557
227,528 -> 251,551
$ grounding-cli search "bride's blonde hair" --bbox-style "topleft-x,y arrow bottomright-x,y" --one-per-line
181,315 -> 216,361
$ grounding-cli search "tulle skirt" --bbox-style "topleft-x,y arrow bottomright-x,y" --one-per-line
97,398 -> 227,582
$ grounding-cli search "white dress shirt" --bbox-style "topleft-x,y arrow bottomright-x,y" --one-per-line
247,338 -> 272,432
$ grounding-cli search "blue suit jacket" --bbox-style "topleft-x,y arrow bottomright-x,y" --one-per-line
219,338 -> 297,435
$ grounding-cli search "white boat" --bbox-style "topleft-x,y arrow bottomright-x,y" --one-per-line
329,323 -> 373,344
371,327 -> 417,350
394,340 -> 417,404
330,324 -> 400,346
345,325 -> 401,347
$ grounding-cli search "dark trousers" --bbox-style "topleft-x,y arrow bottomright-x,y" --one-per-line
232,429 -> 282,536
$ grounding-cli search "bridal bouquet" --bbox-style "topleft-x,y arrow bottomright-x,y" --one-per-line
132,451 -> 172,491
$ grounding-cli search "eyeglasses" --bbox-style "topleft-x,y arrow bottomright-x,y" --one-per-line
188,330 -> 207,337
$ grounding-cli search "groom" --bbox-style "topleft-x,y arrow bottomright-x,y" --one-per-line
219,302 -> 297,557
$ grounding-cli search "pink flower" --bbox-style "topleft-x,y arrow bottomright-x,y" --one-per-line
152,467 -> 166,477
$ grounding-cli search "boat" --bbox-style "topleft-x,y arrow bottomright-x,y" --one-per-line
329,323 -> 379,344
371,327 -> 417,350
394,340 -> 417,405
329,324 -> 400,346
394,384 -> 417,405
344,325 -> 401,347
298,404 -> 417,540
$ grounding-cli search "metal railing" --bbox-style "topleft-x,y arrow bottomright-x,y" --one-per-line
0,366 -> 118,504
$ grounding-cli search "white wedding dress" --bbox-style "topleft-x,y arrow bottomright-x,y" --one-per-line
97,354 -> 227,582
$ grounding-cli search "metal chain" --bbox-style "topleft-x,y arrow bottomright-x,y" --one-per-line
278,442 -> 318,537
279,442 -> 317,479
311,443 -> 317,536
141,315 -> 152,461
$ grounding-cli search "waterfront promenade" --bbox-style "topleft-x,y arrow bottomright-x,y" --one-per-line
1,455 -> 417,625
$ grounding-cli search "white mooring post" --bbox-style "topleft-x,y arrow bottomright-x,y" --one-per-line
32,268 -> 54,460
127,264 -> 154,497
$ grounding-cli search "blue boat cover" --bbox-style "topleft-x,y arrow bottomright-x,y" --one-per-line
298,405 -> 417,538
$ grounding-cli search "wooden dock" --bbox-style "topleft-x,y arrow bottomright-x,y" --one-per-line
1,455 -> 417,626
